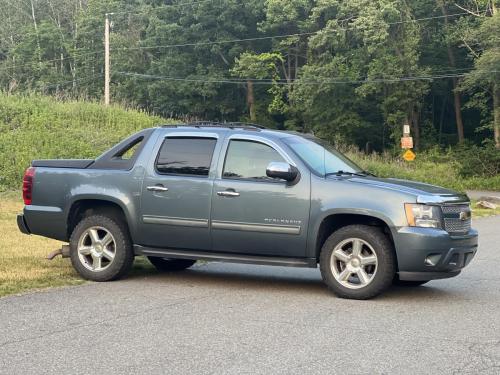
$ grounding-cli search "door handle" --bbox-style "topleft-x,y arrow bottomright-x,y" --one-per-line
147,185 -> 169,192
217,190 -> 240,197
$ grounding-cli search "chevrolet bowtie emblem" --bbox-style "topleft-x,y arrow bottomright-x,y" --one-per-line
459,211 -> 471,221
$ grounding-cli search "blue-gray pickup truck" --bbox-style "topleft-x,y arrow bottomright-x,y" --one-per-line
17,122 -> 478,299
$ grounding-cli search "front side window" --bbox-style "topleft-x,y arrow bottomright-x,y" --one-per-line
283,135 -> 362,176
156,137 -> 217,176
223,140 -> 286,181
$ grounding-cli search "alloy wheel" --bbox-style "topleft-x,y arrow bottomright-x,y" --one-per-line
77,226 -> 116,272
330,237 -> 378,289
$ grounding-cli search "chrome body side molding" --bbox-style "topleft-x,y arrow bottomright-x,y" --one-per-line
142,215 -> 209,228
211,220 -> 301,235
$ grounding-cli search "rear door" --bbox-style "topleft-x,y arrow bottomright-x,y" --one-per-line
138,132 -> 221,250
210,134 -> 311,257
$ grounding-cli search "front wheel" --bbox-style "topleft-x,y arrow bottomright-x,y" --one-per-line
69,214 -> 134,282
319,225 -> 396,300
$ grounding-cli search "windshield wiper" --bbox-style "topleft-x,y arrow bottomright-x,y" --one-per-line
325,170 -> 375,177
360,170 -> 376,177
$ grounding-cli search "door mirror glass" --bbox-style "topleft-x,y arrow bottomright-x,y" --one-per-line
266,162 -> 298,181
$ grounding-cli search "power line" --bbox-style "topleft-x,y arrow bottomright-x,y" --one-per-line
116,71 -> 497,85
38,74 -> 104,90
116,11 -> 478,53
0,50 -> 104,72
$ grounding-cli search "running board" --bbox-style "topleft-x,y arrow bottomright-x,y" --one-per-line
135,245 -> 317,268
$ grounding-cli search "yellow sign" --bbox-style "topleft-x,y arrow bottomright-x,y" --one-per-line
403,149 -> 416,161
401,136 -> 413,149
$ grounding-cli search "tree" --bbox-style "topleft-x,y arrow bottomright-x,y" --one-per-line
439,0 -> 465,143
290,0 -> 430,149
231,52 -> 282,121
458,1 -> 500,148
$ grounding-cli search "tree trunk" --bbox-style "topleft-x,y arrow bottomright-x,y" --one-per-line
439,1 -> 465,143
247,80 -> 256,122
30,0 -> 42,66
451,78 -> 465,142
439,94 -> 448,144
494,83 -> 500,149
490,0 -> 499,148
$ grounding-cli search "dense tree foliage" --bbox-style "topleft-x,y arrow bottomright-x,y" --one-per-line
0,0 -> 499,151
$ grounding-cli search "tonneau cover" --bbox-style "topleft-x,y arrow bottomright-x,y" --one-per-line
31,159 -> 94,169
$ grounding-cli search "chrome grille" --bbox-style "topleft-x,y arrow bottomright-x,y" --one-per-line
441,204 -> 471,234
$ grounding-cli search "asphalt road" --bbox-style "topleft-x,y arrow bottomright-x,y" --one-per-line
1,216 -> 499,375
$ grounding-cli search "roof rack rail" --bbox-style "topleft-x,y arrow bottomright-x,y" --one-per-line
161,121 -> 266,131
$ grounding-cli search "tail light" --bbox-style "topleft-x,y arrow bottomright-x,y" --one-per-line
22,167 -> 36,205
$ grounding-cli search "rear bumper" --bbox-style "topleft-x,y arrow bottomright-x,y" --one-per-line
21,205 -> 67,241
17,214 -> 31,235
394,227 -> 478,281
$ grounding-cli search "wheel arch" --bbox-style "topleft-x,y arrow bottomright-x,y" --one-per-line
66,197 -> 133,241
313,211 -> 397,263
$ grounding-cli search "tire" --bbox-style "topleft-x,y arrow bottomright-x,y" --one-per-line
319,224 -> 396,300
393,278 -> 429,287
148,257 -> 196,272
69,213 -> 134,282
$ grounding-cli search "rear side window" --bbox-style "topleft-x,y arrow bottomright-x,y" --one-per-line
114,137 -> 144,160
223,140 -> 285,181
155,137 -> 217,177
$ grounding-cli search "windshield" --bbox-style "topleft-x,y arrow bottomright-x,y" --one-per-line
283,135 -> 363,176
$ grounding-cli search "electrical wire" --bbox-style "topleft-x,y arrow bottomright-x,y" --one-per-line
0,50 -> 104,72
117,11 -> 479,52
38,74 -> 104,90
115,71 -> 494,85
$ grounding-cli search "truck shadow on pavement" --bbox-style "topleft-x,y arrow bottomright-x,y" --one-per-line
127,261 -> 460,301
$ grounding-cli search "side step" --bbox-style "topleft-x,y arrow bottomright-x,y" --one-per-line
135,246 -> 317,268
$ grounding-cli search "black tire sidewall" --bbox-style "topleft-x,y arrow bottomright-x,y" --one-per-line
70,214 -> 134,282
319,224 -> 396,299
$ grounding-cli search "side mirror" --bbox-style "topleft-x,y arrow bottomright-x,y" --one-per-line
266,162 -> 299,182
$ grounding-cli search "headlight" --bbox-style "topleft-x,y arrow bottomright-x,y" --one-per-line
404,204 -> 442,228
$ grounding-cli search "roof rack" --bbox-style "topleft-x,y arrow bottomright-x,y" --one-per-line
161,121 -> 266,131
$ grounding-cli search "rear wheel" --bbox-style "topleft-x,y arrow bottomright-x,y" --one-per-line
319,225 -> 396,300
148,257 -> 197,272
70,214 -> 134,282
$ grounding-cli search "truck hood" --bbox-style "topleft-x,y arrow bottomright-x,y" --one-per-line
341,176 -> 469,204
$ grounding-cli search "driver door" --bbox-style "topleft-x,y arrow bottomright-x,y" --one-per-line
210,136 -> 311,257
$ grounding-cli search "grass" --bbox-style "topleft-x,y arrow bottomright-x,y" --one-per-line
0,93 -> 173,191
0,192 -> 84,297
1,93 -> 498,192
0,192 -> 156,298
345,147 -> 500,192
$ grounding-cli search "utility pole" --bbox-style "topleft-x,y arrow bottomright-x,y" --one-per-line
104,13 -> 111,106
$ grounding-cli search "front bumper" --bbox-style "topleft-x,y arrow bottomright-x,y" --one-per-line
17,214 -> 31,235
394,227 -> 478,281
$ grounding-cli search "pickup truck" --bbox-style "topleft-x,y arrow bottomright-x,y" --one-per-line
17,122 -> 478,299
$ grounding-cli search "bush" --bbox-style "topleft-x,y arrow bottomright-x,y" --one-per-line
454,141 -> 500,178
0,94 -> 172,191
344,145 -> 500,192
